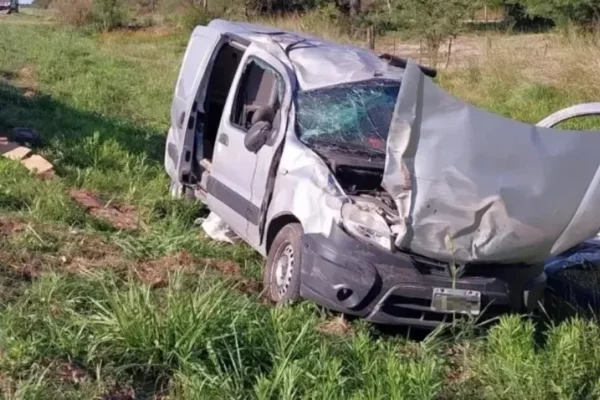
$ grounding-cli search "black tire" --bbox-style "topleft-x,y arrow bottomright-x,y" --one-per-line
264,223 -> 303,305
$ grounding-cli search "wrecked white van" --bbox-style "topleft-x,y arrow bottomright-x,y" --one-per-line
166,20 -> 600,327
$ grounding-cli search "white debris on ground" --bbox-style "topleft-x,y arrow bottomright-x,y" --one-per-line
199,212 -> 240,244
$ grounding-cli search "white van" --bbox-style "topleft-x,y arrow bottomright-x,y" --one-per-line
166,19 -> 600,327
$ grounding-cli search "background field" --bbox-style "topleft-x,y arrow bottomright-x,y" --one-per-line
2,7 -> 600,400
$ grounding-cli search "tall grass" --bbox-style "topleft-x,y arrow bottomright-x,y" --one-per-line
2,271 -> 600,399
0,272 -> 448,399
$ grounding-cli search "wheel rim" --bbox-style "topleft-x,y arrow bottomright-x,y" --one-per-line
274,243 -> 294,299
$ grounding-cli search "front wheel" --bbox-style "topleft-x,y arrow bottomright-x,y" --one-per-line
264,223 -> 303,305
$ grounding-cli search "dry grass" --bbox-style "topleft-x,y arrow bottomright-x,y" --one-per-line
254,11 -> 367,45
51,0 -> 94,27
437,32 -> 600,124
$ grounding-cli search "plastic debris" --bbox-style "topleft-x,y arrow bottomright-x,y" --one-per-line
11,127 -> 41,147
201,212 -> 240,244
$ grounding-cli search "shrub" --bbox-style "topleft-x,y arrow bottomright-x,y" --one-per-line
176,1 -> 220,30
51,0 -> 94,27
33,0 -> 53,9
95,0 -> 125,31
393,0 -> 478,67
513,0 -> 600,29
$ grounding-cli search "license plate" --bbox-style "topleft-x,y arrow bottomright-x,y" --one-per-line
431,288 -> 481,315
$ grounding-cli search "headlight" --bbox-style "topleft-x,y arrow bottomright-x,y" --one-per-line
341,201 -> 392,251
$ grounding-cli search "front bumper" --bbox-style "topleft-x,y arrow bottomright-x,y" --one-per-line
300,224 -> 547,328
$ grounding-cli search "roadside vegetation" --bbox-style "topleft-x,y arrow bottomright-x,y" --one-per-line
1,2 -> 600,399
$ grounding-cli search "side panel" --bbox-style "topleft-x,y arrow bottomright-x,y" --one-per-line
165,27 -> 223,184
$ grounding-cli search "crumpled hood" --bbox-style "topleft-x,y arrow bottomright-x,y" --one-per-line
382,61 -> 600,265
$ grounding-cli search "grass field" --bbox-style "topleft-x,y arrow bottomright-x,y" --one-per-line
2,10 -> 600,400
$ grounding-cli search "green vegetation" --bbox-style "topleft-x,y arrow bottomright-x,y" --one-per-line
1,8 -> 600,400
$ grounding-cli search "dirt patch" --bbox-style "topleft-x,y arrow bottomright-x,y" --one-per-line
102,386 -> 136,400
135,252 -> 196,288
55,361 -> 88,384
0,261 -> 32,303
236,279 -> 263,297
134,251 -> 244,288
0,221 -> 125,279
0,249 -> 51,279
0,217 -> 26,237
69,234 -> 122,261
70,189 -> 140,231
444,343 -> 473,389
0,218 -> 258,296
204,258 -> 241,276
318,316 -> 353,336
0,373 -> 16,398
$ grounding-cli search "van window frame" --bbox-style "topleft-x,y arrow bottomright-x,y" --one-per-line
229,56 -> 285,133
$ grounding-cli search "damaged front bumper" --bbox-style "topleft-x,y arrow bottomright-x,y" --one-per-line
300,224 -> 547,328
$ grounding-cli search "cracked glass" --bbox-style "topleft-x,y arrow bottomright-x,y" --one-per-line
296,79 -> 401,152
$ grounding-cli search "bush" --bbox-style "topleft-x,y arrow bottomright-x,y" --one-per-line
245,0 -> 317,14
175,1 -> 220,30
95,0 -> 125,31
394,0 -> 478,67
52,0 -> 94,27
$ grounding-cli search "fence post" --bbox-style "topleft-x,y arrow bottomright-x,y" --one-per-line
445,37 -> 453,69
367,26 -> 375,50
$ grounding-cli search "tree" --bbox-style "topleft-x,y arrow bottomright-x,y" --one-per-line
349,0 -> 360,15
245,0 -> 317,14
514,0 -> 600,27
393,0 -> 478,67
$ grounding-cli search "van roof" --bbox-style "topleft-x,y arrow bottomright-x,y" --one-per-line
206,19 -> 404,91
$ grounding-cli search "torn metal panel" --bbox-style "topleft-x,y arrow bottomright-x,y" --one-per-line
383,61 -> 600,264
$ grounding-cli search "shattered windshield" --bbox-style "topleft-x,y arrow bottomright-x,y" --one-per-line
296,79 -> 400,153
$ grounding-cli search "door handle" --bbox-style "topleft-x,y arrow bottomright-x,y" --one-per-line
218,133 -> 229,146
177,112 -> 185,129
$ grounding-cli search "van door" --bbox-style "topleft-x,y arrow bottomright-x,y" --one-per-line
206,44 -> 293,245
165,26 -> 225,191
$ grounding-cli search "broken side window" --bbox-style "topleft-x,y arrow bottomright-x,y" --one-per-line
231,58 -> 284,132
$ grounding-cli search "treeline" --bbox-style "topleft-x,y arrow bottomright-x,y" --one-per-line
32,0 -> 599,41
